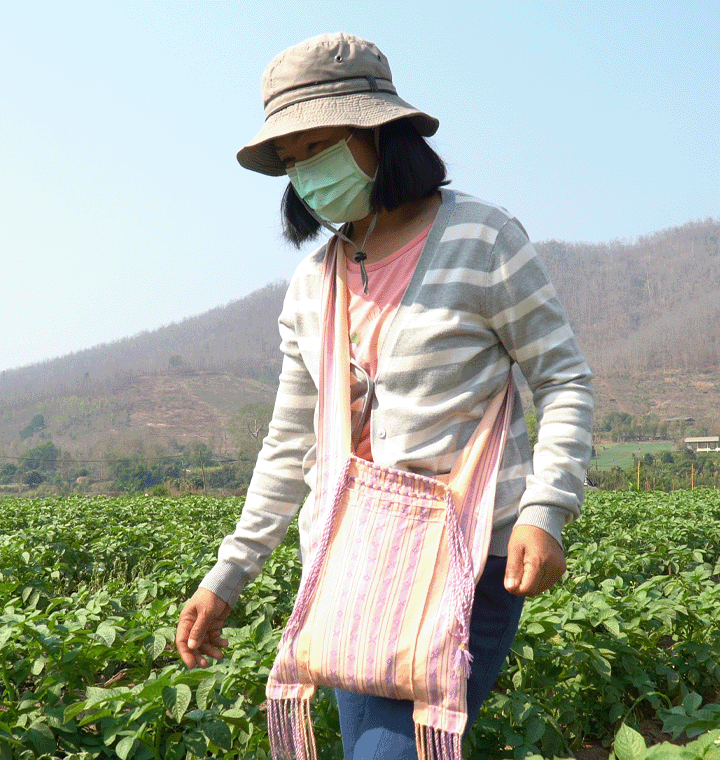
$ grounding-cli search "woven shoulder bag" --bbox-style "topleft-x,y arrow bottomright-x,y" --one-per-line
266,241 -> 514,760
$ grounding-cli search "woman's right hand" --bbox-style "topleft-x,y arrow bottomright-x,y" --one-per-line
176,588 -> 232,669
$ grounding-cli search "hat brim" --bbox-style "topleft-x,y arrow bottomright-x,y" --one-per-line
237,92 -> 439,176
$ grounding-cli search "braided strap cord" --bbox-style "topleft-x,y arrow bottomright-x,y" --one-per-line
444,491 -> 475,678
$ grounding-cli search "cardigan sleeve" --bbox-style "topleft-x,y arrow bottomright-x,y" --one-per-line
485,219 -> 594,546
199,285 -> 318,607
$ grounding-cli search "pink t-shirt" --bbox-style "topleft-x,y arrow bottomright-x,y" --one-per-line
345,224 -> 431,460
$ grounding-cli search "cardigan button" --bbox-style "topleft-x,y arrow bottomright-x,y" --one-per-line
377,428 -> 386,438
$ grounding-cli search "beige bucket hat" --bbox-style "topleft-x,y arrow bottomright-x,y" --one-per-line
237,32 -> 439,176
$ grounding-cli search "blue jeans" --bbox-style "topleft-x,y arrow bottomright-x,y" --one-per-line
335,555 -> 524,760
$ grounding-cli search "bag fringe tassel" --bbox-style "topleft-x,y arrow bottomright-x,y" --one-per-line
268,698 -> 463,760
415,723 -> 463,760
267,698 -> 318,760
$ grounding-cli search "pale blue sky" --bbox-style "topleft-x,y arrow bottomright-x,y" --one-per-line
1,0 -> 717,373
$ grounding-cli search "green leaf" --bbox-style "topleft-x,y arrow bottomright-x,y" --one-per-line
84,686 -> 112,707
220,707 -> 249,727
116,735 -> 137,760
31,655 -> 47,675
135,678 -> 168,702
24,721 -> 56,756
78,708 -> 113,727
202,718 -> 233,751
644,744 -> 696,760
146,632 -> 168,660
591,653 -> 612,680
163,684 -> 192,723
196,675 -> 216,711
603,617 -> 622,637
687,728 -> 720,755
63,701 -> 89,723
0,723 -> 22,747
0,627 -> 15,649
95,622 -> 117,647
683,692 -> 703,713
524,716 -> 545,745
184,729 -> 208,756
614,723 -> 647,760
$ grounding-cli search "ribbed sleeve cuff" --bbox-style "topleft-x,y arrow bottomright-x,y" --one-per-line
198,559 -> 250,609
513,504 -> 568,549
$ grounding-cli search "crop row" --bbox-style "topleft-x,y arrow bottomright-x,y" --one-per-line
1,491 -> 719,759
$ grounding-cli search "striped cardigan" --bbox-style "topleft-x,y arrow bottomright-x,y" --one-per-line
201,189 -> 594,607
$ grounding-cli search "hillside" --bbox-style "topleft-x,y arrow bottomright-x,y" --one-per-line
1,218 -> 719,479
535,218 -> 720,377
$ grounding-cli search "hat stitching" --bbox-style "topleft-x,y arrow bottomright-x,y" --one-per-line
265,90 -> 402,124
265,77 -> 395,115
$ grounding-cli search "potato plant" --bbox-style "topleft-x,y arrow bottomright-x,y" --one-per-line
0,491 -> 719,759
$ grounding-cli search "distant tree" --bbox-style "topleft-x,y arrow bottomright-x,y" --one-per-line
20,441 -> 60,473
117,463 -> 158,492
230,402 -> 274,462
23,470 -> 44,488
20,413 -> 46,440
0,463 -> 17,484
228,402 -> 274,485
184,441 -> 215,468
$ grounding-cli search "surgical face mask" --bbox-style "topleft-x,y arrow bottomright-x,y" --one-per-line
286,136 -> 375,224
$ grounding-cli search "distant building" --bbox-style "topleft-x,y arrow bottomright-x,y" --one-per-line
685,436 -> 720,452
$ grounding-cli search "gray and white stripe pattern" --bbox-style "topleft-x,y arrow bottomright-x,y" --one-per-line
201,189 -> 594,607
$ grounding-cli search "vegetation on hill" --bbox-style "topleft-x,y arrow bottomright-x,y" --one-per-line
1,219 -> 719,484
0,281 -> 286,405
536,218 -> 720,376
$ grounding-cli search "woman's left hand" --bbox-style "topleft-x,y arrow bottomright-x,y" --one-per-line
503,524 -> 566,597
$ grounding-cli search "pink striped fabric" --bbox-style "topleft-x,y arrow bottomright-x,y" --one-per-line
266,240 -> 514,760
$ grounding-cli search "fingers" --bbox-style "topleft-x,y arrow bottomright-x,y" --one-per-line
504,524 -> 567,598
503,538 -> 526,596
178,616 -> 227,668
176,590 -> 231,669
175,606 -> 200,668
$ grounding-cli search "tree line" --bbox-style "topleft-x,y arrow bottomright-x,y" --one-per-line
596,410 -> 713,443
589,448 -> 720,492
0,402 -> 274,496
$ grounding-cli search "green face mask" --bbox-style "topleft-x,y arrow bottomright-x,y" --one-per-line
287,136 -> 375,223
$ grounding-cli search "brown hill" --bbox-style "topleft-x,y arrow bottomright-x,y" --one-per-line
535,218 -> 720,378
1,218 -> 719,473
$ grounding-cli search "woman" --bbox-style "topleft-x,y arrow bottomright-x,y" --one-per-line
176,32 -> 593,759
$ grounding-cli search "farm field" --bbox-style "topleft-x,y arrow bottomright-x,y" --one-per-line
1,492 -> 720,759
592,442 -> 675,470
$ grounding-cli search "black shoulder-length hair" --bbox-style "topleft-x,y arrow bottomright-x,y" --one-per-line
281,117 -> 448,247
